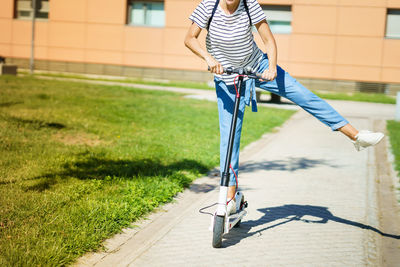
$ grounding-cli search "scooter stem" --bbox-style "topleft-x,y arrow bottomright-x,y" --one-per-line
216,73 -> 244,216
220,72 -> 244,187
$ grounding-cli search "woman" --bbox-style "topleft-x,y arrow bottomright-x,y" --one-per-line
184,0 -> 384,213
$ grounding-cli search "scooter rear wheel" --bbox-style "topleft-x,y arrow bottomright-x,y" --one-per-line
212,215 -> 224,248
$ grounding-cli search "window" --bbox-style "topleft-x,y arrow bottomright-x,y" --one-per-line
386,9 -> 400,39
14,0 -> 49,20
262,5 -> 292,34
127,0 -> 165,27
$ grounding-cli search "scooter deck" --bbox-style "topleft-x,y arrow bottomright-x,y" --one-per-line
227,209 -> 247,230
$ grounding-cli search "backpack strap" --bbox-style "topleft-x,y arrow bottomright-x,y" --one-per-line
243,0 -> 252,26
207,0 -> 220,31
207,0 -> 252,31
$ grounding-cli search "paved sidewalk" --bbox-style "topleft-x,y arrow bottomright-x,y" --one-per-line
59,76 -> 399,266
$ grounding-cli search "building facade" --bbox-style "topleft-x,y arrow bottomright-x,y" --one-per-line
1,0 -> 400,93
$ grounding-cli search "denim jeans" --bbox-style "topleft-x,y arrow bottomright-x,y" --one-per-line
215,54 -> 348,186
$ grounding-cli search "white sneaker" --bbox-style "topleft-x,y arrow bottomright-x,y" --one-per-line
353,130 -> 384,151
227,199 -> 236,215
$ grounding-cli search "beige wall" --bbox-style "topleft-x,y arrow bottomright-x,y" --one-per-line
1,0 -> 400,84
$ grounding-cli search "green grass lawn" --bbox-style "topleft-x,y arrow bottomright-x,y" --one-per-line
23,71 -> 396,104
0,75 -> 294,266
387,120 -> 400,183
313,91 -> 396,105
258,90 -> 396,104
22,71 -> 215,90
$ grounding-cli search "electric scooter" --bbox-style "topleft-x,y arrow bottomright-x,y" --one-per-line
210,66 -> 263,248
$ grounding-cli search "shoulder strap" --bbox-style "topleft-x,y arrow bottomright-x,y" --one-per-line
207,0 -> 220,31
243,0 -> 252,26
207,0 -> 252,31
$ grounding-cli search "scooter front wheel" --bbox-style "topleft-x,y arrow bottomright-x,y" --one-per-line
212,215 -> 224,248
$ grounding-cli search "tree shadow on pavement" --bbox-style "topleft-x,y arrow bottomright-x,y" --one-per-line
239,157 -> 340,173
223,204 -> 400,248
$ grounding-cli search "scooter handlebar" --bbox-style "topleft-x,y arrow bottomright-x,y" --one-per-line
207,66 -> 264,80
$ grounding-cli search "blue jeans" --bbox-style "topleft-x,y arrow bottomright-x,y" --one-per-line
215,55 -> 348,186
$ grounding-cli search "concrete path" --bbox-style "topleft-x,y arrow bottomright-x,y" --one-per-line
60,77 -> 399,266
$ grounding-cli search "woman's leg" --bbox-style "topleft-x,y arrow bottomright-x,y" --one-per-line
338,124 -> 358,141
215,79 -> 247,200
255,65 -> 349,132
255,56 -> 383,150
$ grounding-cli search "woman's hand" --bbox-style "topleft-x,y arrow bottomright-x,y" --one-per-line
206,55 -> 223,74
261,67 -> 277,81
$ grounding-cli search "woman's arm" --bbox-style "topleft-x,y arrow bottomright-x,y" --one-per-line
255,20 -> 278,81
184,23 -> 223,74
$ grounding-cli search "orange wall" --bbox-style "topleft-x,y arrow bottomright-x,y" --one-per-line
1,0 -> 400,83
260,0 -> 400,83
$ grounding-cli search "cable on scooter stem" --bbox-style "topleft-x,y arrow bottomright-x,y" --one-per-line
198,164 -> 238,216
224,74 -> 242,205
233,75 -> 246,98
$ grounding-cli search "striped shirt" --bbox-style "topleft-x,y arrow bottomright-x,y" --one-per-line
189,0 -> 266,85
